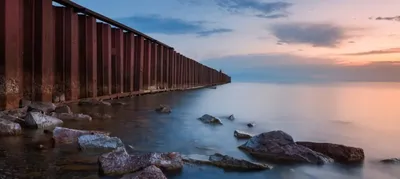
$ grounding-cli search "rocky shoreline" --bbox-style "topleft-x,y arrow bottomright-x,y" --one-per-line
0,101 -> 398,178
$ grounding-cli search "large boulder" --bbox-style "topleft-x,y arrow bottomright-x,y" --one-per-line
183,153 -> 272,171
51,112 -> 92,121
155,105 -> 171,114
24,112 -> 63,129
78,134 -> 124,151
54,105 -> 72,114
296,141 -> 365,164
381,158 -> 400,164
198,114 -> 223,125
234,130 -> 253,139
120,165 -> 167,179
99,147 -> 183,176
0,117 -> 22,136
28,102 -> 56,113
238,130 -> 332,164
52,127 -> 110,144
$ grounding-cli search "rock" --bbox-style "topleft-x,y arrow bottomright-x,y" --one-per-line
155,105 -> 171,113
198,114 -> 223,125
51,112 -> 92,121
59,94 -> 66,102
111,101 -> 127,106
381,158 -> 400,164
183,153 -> 271,171
99,147 -> 183,176
78,134 -> 124,151
296,141 -> 365,164
120,165 -> 167,179
19,99 -> 32,108
247,123 -> 255,127
78,99 -> 111,106
238,130 -> 332,164
52,127 -> 110,144
0,117 -> 22,136
90,113 -> 112,119
53,95 -> 60,103
228,114 -> 235,120
24,112 -> 63,129
234,130 -> 253,139
55,105 -> 72,114
28,101 -> 56,113
5,107 -> 28,119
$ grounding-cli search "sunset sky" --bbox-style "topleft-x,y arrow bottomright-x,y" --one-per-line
70,0 -> 400,82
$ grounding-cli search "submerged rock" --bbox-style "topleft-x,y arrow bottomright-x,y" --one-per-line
120,165 -> 167,179
78,99 -> 111,106
78,134 -> 124,151
99,147 -> 183,176
52,127 -> 110,144
54,105 -> 72,114
155,105 -> 171,113
28,101 -> 56,113
238,130 -> 332,164
24,112 -> 63,129
198,114 -> 223,125
247,123 -> 255,127
296,141 -> 365,164
228,114 -> 235,120
111,101 -> 127,106
183,153 -> 272,171
234,130 -> 253,139
0,117 -> 22,136
90,113 -> 112,119
51,112 -> 92,121
381,158 -> 400,164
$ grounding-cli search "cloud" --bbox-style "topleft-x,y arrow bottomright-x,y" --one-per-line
343,48 -> 400,56
116,15 -> 232,36
196,28 -> 233,37
215,0 -> 292,18
202,53 -> 400,83
269,23 -> 348,47
375,16 -> 400,22
255,14 -> 288,19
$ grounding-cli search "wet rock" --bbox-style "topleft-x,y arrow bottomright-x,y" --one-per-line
90,113 -> 112,119
228,114 -> 235,120
78,134 -> 124,151
234,130 -> 253,139
183,153 -> 271,171
4,107 -> 28,119
24,112 -> 63,129
111,101 -> 127,106
55,105 -> 72,114
198,114 -> 223,125
51,112 -> 92,121
78,99 -> 111,106
296,141 -> 365,164
99,147 -> 183,176
52,127 -> 110,144
155,105 -> 171,113
381,158 -> 400,164
28,101 -> 56,113
247,123 -> 255,127
120,165 -> 167,179
238,130 -> 332,164
0,117 -> 22,136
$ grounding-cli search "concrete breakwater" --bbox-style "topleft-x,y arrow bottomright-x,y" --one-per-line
0,0 -> 231,110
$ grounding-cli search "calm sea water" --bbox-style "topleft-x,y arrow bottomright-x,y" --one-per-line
0,82 -> 399,179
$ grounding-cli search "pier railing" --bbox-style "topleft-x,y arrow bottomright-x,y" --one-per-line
0,0 -> 231,110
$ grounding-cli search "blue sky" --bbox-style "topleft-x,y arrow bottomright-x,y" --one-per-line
71,0 -> 400,82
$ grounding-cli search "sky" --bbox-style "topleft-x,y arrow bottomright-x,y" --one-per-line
70,0 -> 400,82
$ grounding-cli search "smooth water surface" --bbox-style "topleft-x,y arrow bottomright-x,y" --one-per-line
0,82 -> 400,179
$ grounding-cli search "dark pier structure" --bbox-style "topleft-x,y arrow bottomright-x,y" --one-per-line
0,0 -> 231,110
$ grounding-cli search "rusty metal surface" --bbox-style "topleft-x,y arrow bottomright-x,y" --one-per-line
123,32 -> 135,92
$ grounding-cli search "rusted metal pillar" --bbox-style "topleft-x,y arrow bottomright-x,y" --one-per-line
163,47 -> 169,89
111,28 -> 124,94
53,7 -> 65,100
22,0 -> 35,101
96,23 -> 112,96
134,35 -> 144,91
33,0 -> 54,101
172,51 -> 177,89
143,40 -> 151,90
0,0 -> 23,109
151,43 -> 158,88
178,54 -> 182,88
158,45 -> 163,89
123,32 -> 135,93
65,7 -> 79,100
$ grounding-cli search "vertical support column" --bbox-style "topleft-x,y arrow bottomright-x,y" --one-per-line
134,35 -> 144,91
111,28 -> 123,94
152,43 -> 158,88
53,7 -> 65,99
158,45 -> 163,89
123,32 -> 135,93
78,15 -> 87,98
34,0 -> 54,101
97,23 -> 112,96
86,16 -> 97,97
165,48 -> 170,89
22,0 -> 35,100
65,7 -> 79,100
172,51 -> 177,89
176,54 -> 181,88
143,40 -> 151,90
0,0 -> 23,109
